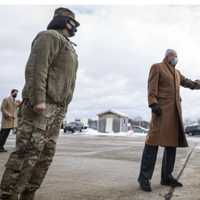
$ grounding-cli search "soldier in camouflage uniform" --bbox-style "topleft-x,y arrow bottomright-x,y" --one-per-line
0,7 -> 80,200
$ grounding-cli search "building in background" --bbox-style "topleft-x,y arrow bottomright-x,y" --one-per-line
97,110 -> 129,133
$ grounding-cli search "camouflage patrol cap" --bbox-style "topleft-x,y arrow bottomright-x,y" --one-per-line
54,7 -> 80,26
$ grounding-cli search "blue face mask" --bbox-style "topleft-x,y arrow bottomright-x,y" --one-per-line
170,57 -> 178,66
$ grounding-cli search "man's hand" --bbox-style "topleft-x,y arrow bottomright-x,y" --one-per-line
33,102 -> 46,113
150,103 -> 162,116
193,80 -> 200,89
4,113 -> 14,119
195,80 -> 200,85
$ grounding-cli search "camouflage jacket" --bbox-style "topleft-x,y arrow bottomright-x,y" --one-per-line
22,30 -> 78,108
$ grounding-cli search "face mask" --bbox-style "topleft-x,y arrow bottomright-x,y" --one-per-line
170,57 -> 178,66
47,16 -> 79,37
66,19 -> 78,37
12,93 -> 17,98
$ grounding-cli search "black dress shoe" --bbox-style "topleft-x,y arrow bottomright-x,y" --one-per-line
161,178 -> 183,187
139,179 -> 152,192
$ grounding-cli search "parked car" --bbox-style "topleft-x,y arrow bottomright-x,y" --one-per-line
185,125 -> 200,136
64,122 -> 87,133
132,126 -> 148,133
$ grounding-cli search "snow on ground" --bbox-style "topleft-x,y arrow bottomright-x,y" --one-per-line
61,128 -> 147,137
61,129 -> 200,145
187,136 -> 200,143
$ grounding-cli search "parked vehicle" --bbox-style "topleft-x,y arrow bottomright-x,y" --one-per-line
185,125 -> 200,136
132,126 -> 148,133
64,122 -> 87,133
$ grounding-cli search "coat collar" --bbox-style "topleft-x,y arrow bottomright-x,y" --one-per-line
163,59 -> 176,75
56,29 -> 77,47
9,96 -> 15,102
56,29 -> 70,40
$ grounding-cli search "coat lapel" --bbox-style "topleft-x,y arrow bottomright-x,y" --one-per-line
165,62 -> 175,76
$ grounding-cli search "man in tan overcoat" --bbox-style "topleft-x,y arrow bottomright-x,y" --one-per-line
0,89 -> 18,152
138,49 -> 200,192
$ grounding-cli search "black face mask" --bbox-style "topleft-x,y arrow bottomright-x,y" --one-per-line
47,16 -> 79,37
66,24 -> 77,37
12,94 -> 17,98
66,19 -> 78,37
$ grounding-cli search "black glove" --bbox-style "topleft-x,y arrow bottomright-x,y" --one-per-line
150,103 -> 162,116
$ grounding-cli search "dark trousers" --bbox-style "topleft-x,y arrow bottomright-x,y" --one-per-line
138,144 -> 176,182
0,128 -> 12,149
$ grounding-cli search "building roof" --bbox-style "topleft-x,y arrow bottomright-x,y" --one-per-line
97,110 -> 129,118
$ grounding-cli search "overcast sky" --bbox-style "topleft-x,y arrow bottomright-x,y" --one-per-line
1,5 -> 200,122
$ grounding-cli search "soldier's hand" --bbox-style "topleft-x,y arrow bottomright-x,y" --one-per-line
33,102 -> 46,113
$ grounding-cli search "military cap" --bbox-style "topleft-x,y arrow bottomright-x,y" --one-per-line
54,7 -> 80,27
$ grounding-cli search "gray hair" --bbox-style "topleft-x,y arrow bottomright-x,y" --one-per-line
165,49 -> 177,57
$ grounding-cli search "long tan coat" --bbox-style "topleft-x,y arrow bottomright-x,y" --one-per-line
146,60 -> 200,147
1,97 -> 18,129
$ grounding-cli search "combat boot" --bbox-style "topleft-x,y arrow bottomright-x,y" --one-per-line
19,190 -> 35,200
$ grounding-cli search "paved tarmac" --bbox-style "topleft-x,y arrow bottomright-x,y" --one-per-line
0,133 -> 199,200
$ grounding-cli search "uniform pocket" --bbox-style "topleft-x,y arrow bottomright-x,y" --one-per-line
21,103 -> 47,131
42,103 -> 57,118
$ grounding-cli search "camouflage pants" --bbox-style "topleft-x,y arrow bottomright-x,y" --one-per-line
0,101 -> 66,198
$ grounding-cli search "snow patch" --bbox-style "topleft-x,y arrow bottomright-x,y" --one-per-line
61,128 -> 147,137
